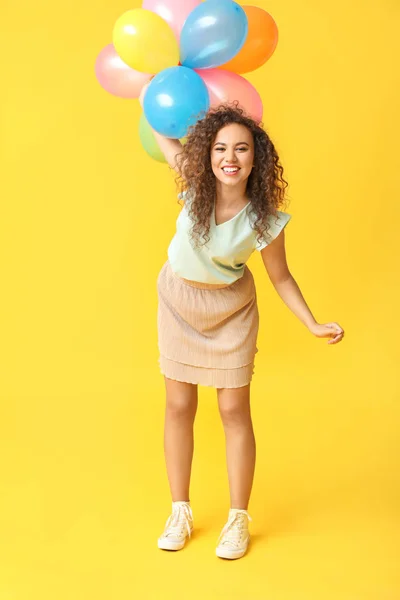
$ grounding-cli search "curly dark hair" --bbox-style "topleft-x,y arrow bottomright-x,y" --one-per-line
174,101 -> 290,249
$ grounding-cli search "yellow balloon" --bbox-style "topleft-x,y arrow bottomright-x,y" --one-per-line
113,9 -> 179,74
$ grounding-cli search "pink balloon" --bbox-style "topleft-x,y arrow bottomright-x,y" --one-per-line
142,0 -> 202,42
95,44 -> 152,99
195,69 -> 263,122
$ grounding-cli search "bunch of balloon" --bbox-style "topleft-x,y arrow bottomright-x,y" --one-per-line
95,0 -> 279,162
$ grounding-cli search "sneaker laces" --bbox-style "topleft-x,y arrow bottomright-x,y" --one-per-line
217,510 -> 252,548
163,502 -> 193,539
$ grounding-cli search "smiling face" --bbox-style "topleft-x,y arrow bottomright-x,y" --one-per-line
210,123 -> 255,188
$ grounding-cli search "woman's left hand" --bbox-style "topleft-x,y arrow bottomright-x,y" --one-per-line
309,322 -> 344,345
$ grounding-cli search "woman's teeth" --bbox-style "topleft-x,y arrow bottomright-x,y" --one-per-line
222,167 -> 240,174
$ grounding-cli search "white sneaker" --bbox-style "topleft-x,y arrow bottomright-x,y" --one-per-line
216,508 -> 252,559
158,501 -> 194,551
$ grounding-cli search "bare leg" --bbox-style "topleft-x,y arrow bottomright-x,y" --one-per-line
163,377 -> 198,502
217,384 -> 256,510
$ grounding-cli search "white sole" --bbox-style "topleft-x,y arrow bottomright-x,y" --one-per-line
216,547 -> 246,559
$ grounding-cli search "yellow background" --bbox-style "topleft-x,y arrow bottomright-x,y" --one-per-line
1,0 -> 399,598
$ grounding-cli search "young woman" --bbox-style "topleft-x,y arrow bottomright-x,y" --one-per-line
143,101 -> 344,559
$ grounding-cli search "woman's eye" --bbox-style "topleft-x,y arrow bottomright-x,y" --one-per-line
215,147 -> 247,152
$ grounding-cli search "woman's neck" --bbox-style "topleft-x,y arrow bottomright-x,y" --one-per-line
215,181 -> 248,207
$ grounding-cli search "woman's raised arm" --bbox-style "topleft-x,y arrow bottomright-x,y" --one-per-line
151,129 -> 184,174
139,83 -> 186,176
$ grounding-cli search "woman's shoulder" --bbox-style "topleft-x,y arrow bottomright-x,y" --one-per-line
248,207 -> 292,251
177,189 -> 196,212
248,204 -> 291,223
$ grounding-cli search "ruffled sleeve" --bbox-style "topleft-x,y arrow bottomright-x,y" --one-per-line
254,210 -> 292,251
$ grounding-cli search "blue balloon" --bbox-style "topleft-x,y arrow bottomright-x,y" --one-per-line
143,66 -> 210,139
180,0 -> 248,69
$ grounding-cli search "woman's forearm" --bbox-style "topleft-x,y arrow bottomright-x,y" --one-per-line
151,129 -> 183,172
273,275 -> 318,330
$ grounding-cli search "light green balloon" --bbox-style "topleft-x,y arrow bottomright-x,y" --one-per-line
139,113 -> 166,163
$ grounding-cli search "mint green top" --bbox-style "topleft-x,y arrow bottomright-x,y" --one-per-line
167,191 -> 292,284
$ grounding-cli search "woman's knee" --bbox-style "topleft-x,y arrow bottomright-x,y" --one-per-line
217,386 -> 251,426
219,404 -> 250,426
164,378 -> 198,418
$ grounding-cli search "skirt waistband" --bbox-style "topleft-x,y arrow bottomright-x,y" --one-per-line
166,261 -> 233,290
178,277 -> 231,290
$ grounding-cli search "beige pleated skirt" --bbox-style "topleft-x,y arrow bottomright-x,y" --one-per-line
156,260 -> 259,388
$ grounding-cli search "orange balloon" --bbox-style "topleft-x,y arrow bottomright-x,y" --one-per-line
219,6 -> 278,74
